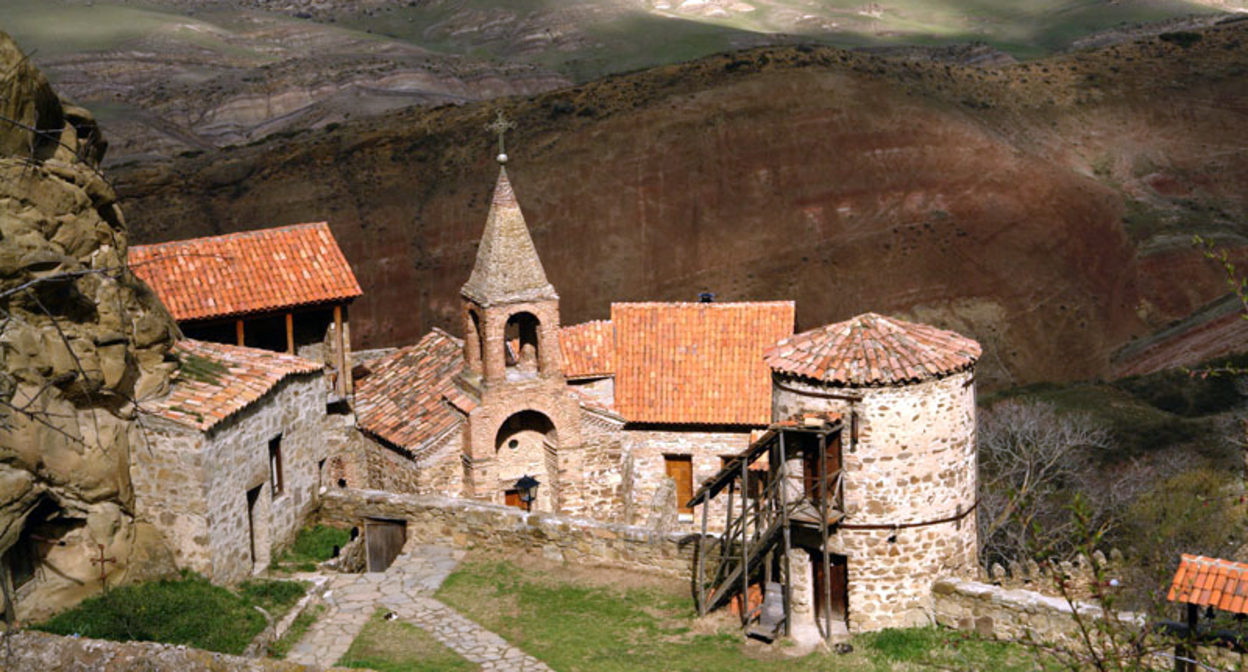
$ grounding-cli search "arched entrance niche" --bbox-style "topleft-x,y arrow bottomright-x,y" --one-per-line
493,410 -> 556,511
504,312 -> 541,379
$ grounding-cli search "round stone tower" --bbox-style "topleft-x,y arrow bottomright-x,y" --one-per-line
765,313 -> 981,632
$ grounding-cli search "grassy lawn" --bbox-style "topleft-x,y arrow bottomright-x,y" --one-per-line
271,524 -> 352,573
269,603 -> 326,659
33,571 -> 307,655
435,557 -> 1046,672
338,608 -> 478,672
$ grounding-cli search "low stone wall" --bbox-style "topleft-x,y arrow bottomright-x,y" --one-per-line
0,630 -> 342,671
317,488 -> 697,577
931,577 -> 1142,646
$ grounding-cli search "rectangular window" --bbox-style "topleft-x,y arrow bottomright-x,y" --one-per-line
664,455 -> 694,515
269,436 -> 284,497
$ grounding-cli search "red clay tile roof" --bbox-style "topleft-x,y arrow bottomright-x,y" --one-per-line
355,328 -> 468,455
128,222 -> 362,322
765,312 -> 981,387
559,320 -> 614,380
1169,554 -> 1248,615
149,339 -> 323,432
612,302 -> 795,426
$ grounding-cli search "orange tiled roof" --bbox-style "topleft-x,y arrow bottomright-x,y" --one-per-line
559,320 -> 614,380
128,222 -> 362,322
355,328 -> 468,455
766,312 -> 981,386
1168,554 -> 1248,614
612,302 -> 795,426
149,339 -> 323,432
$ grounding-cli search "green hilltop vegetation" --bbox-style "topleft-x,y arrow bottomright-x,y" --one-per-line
0,0 -> 1229,83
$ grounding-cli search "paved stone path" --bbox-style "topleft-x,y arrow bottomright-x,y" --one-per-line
286,544 -> 551,672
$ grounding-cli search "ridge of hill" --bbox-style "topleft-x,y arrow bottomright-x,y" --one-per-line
111,19 -> 1248,388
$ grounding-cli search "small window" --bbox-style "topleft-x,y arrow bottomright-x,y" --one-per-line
269,436 -> 284,497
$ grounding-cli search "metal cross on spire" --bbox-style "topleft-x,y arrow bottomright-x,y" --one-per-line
485,110 -> 516,164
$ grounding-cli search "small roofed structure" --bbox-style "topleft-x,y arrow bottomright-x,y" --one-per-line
134,340 -> 328,583
128,222 -> 362,397
1168,554 -> 1248,670
692,312 -> 982,639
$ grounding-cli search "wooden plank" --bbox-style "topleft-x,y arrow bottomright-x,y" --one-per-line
235,319 -> 245,346
779,433 -> 793,637
285,312 -> 294,354
333,305 -> 346,396
697,494 -> 709,615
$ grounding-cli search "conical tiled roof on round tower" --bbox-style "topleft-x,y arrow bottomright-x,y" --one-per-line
765,312 -> 981,386
460,167 -> 558,306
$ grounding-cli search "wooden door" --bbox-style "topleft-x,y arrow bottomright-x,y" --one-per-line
665,456 -> 694,514
365,519 -> 406,573
811,551 -> 849,624
505,489 -> 523,509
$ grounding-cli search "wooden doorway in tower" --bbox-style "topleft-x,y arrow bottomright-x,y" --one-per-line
811,549 -> 849,627
364,518 -> 407,572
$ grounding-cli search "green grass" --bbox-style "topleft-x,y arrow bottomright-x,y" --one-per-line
272,524 -> 352,572
338,608 -> 478,672
435,558 -> 1043,672
33,571 -> 308,655
269,603 -> 325,659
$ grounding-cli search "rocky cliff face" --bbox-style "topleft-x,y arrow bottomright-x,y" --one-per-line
0,31 -> 179,622
113,20 -> 1248,389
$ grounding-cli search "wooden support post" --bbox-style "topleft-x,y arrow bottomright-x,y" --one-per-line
235,319 -> 245,346
779,432 -> 792,637
741,457 -> 750,627
285,312 -> 295,355
821,430 -> 833,641
333,304 -> 346,397
697,494 -> 709,615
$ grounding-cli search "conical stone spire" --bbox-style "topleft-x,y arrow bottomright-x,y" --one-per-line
461,167 -> 558,306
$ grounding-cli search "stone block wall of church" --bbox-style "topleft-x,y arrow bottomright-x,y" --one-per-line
137,372 -> 324,584
131,426 -> 211,573
623,428 -> 753,530
556,435 -> 629,521
772,370 -> 979,632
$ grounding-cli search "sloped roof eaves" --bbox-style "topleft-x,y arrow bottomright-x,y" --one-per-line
612,301 -> 795,426
354,328 -> 468,454
128,222 -> 363,322
559,320 -> 615,380
1168,554 -> 1248,615
149,340 -> 323,432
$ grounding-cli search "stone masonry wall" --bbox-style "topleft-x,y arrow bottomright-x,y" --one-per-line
773,370 -> 979,632
557,435 -> 628,521
624,427 -> 753,530
0,630 -> 328,671
139,372 -> 324,584
201,371 -> 325,584
130,427 -> 211,574
318,488 -> 696,577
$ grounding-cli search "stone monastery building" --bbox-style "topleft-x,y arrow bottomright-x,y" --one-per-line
349,162 -> 985,635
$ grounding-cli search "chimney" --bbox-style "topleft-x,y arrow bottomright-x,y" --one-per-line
698,292 -> 715,303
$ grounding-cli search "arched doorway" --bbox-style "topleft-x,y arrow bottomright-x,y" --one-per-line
504,312 -> 541,379
494,410 -> 556,511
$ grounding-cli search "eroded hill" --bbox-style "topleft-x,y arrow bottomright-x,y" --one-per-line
112,19 -> 1248,389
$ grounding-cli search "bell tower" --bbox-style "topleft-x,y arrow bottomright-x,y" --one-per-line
458,113 -> 582,508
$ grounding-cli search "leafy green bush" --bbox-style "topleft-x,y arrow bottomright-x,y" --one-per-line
34,571 -> 272,654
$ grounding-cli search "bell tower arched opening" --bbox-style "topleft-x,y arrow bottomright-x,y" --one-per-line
493,410 -> 557,511
504,312 -> 541,379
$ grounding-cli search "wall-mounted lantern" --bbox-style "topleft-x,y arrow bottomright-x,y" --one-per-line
515,474 -> 540,512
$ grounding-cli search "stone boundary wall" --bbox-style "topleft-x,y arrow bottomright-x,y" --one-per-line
317,488 -> 697,577
931,577 -> 1143,646
0,630 -> 342,671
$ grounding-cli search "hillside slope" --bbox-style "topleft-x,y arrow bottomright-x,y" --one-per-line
112,20 -> 1248,388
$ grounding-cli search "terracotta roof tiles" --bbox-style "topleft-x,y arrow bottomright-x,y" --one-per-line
1169,554 -> 1248,615
128,222 -> 362,322
354,328 -> 468,455
148,339 -> 323,432
559,320 -> 614,380
613,302 -> 795,426
766,312 -> 981,386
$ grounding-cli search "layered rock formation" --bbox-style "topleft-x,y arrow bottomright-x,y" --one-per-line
0,31 -> 179,622
115,20 -> 1248,388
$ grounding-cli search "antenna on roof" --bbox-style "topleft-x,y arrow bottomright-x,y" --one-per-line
485,110 -> 516,165
699,292 -> 715,303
